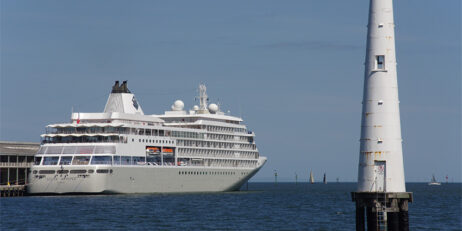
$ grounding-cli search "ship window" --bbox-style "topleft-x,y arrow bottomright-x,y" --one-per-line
60,156 -> 73,165
91,156 -> 112,165
113,156 -> 121,165
70,169 -> 86,174
39,170 -> 55,174
45,146 -> 63,154
133,156 -> 146,165
76,146 -> 94,155
72,156 -> 91,165
121,156 -> 131,165
94,145 -> 116,154
376,55 -> 385,69
34,157 -> 42,165
37,146 -> 47,154
43,156 -> 59,165
62,146 -> 76,154
96,169 -> 109,174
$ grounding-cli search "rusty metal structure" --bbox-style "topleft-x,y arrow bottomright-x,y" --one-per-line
352,0 -> 412,230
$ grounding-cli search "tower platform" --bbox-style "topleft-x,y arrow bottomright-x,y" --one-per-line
352,192 -> 412,231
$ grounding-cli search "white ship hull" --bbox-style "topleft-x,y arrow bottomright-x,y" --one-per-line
427,182 -> 441,186
31,82 -> 267,194
28,158 -> 265,194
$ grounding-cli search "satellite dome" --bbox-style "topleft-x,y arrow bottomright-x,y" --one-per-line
171,100 -> 184,111
208,103 -> 219,113
193,105 -> 199,110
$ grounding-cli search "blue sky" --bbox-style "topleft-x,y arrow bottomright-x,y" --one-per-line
1,0 -> 460,182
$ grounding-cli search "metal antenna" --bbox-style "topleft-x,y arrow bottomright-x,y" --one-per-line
198,84 -> 208,112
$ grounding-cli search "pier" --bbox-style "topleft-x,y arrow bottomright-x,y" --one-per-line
0,141 -> 39,196
0,185 -> 27,197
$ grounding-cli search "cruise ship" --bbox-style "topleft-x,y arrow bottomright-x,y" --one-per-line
28,81 -> 266,194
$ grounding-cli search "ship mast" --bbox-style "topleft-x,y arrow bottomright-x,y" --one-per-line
197,84 -> 209,114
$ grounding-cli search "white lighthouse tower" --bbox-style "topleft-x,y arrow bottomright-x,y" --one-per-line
352,0 -> 412,230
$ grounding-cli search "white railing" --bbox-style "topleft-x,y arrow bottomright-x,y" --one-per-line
0,162 -> 33,167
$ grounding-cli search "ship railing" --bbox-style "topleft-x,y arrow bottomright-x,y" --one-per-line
47,131 -> 130,135
0,162 -> 33,167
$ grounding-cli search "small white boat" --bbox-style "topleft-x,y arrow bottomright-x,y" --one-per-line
428,174 -> 441,186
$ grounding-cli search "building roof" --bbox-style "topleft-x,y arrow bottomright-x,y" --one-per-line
0,141 -> 40,156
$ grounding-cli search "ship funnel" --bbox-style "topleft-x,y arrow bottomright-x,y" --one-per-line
104,81 -> 144,115
113,81 -> 120,91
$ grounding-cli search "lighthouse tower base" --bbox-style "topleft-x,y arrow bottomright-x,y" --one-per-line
351,192 -> 412,231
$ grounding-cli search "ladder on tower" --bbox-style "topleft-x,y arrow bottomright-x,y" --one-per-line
376,192 -> 388,231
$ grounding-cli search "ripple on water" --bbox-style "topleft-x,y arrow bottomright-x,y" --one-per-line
1,183 -> 460,230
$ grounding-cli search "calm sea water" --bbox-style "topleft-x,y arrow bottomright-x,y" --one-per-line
1,183 -> 461,230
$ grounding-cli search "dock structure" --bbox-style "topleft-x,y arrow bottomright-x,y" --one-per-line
0,185 -> 27,197
0,141 -> 39,196
352,192 -> 412,231
352,0 -> 412,230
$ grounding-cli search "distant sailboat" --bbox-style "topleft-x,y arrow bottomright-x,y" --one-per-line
323,173 -> 327,184
309,171 -> 314,184
428,174 -> 441,186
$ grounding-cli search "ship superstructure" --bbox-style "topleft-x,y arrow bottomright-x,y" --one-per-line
28,81 -> 266,194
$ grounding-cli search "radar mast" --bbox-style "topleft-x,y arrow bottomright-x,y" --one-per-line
198,84 -> 209,114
